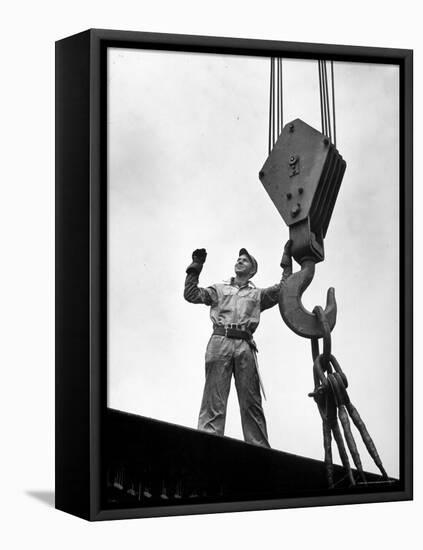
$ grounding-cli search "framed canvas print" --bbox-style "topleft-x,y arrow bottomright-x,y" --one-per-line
55,29 -> 413,521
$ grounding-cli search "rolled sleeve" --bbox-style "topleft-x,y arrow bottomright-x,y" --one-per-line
260,279 -> 282,311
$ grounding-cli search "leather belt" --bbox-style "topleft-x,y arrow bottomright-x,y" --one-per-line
213,325 -> 252,340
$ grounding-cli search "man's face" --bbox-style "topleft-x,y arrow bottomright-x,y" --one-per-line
234,254 -> 254,277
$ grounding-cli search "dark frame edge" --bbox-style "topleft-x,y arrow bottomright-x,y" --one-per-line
400,49 -> 413,501
88,28 -> 411,63
55,29 -> 93,521
93,488 -> 412,521
89,29 -> 104,521
56,28 -> 413,521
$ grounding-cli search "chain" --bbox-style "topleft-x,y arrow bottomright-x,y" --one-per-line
308,308 -> 388,488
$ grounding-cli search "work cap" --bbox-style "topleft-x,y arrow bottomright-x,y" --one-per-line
239,248 -> 258,278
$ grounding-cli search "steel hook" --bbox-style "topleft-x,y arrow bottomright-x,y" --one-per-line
279,247 -> 337,338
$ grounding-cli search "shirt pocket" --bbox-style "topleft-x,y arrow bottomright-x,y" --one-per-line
240,296 -> 259,317
221,286 -> 234,296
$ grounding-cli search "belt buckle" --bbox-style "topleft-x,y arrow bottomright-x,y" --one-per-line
224,327 -> 229,337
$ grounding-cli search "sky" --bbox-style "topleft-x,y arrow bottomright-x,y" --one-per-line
107,47 -> 399,477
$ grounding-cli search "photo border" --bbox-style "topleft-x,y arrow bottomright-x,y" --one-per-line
55,29 -> 413,521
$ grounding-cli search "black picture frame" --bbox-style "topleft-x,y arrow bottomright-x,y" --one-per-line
55,28 -> 413,521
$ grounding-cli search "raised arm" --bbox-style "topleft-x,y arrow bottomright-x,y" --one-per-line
260,241 -> 293,311
184,248 -> 217,306
260,280 -> 283,311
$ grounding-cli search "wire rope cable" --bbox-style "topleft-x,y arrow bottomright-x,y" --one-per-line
268,57 -> 337,152
268,57 -> 284,154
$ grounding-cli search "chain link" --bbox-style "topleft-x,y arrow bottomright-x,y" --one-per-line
308,305 -> 389,487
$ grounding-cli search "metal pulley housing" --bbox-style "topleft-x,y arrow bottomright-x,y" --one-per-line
259,118 -> 346,265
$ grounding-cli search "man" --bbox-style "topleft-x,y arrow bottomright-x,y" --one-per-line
184,247 -> 284,448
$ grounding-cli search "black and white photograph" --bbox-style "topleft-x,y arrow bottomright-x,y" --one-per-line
3,0 -> 420,545
103,43 -> 404,510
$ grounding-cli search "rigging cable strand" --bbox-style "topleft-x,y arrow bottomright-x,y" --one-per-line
323,60 -> 332,142
331,61 -> 337,147
318,61 -> 325,135
268,57 -> 274,154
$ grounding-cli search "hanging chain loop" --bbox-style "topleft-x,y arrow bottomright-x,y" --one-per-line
308,307 -> 389,487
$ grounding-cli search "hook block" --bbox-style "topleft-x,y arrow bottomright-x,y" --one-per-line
259,118 -> 346,264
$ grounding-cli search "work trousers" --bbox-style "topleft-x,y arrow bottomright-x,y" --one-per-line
198,335 -> 270,448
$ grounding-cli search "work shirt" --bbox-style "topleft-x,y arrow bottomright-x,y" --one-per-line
184,272 -> 282,334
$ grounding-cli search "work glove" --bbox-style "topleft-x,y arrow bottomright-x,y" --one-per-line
186,248 -> 207,275
281,240 -> 293,279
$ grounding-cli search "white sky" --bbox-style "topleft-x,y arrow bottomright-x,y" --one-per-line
107,47 -> 399,478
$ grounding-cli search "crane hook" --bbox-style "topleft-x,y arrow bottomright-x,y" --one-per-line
279,241 -> 337,339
